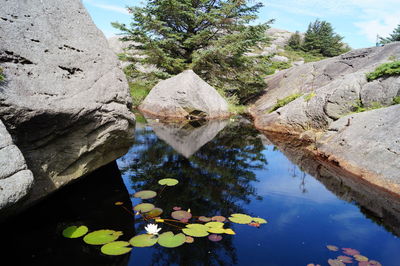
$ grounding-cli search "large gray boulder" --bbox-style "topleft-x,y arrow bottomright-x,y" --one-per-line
250,42 -> 400,195
0,120 -> 34,210
139,70 -> 230,120
0,0 -> 135,215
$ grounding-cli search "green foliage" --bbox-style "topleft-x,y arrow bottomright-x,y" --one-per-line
279,47 -> 326,63
129,81 -> 153,107
268,93 -> 303,113
0,67 -> 4,82
158,178 -> 179,186
366,61 -> 400,81
302,19 -> 349,57
83,230 -> 123,245
228,213 -> 252,224
129,234 -> 158,247
268,61 -> 292,73
393,96 -> 400,105
133,203 -> 155,213
157,232 -> 186,248
113,0 -> 273,104
380,24 -> 400,44
287,31 -> 302,50
351,101 -> 383,113
304,92 -> 316,102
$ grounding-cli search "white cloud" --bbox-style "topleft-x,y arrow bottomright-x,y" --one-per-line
83,0 -> 130,15
355,17 -> 399,43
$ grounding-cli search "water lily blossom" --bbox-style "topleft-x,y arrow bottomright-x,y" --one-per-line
145,223 -> 161,235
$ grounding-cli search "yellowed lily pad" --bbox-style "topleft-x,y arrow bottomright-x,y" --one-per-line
133,203 -> 155,213
158,178 -> 179,186
228,213 -> 253,224
83,230 -> 123,245
157,231 -> 186,248
133,190 -> 157,199
129,234 -> 158,247
182,224 -> 209,237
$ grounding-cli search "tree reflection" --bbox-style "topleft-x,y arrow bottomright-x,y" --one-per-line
118,120 -> 267,265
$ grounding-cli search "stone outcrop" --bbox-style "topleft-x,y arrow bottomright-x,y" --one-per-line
250,42 -> 400,195
0,0 -> 135,215
0,120 -> 34,210
139,70 -> 230,120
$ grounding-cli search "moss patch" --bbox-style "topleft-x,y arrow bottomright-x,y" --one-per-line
366,61 -> 400,81
268,93 -> 303,113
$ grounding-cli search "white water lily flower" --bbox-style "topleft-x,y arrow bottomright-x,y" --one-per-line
145,223 -> 161,235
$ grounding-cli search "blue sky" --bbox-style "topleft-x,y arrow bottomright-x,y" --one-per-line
83,0 -> 400,49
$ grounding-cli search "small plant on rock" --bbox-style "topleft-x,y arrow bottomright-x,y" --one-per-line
366,61 -> 400,81
268,93 -> 303,113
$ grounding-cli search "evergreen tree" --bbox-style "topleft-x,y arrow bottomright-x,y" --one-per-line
380,24 -> 400,44
287,31 -> 302,50
112,0 -> 273,103
302,19 -> 349,57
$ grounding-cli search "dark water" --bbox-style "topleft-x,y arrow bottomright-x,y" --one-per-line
2,118 -> 400,265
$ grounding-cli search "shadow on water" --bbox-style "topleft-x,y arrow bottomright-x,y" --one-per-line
0,161 -> 134,266
262,131 -> 400,237
118,119 -> 268,265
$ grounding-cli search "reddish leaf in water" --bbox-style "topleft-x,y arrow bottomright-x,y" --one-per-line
173,207 -> 182,211
337,256 -> 353,263
198,216 -> 211,222
342,248 -> 360,256
180,218 -> 189,223
248,222 -> 260,228
208,234 -> 223,242
358,262 -> 369,266
211,216 -> 226,222
328,259 -> 345,266
327,245 -> 339,251
368,261 -> 382,266
185,236 -> 194,243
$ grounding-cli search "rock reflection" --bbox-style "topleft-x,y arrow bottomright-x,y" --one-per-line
147,119 -> 228,158
119,121 -> 268,265
262,132 -> 400,237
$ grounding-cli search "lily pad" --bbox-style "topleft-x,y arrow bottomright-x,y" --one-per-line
129,234 -> 158,247
133,203 -> 155,213
173,206 -> 182,211
182,224 -> 209,237
185,236 -> 194,243
208,234 -> 223,242
198,216 -> 211,222
327,245 -> 339,251
337,255 -> 352,263
144,208 -> 163,218
205,222 -> 224,228
171,210 -> 192,220
369,260 -> 382,266
211,216 -> 226,222
342,248 -> 360,256
252,217 -> 267,224
101,241 -> 132,255
328,259 -> 345,266
114,202 -> 124,206
228,213 -> 253,224
224,228 -> 236,235
83,230 -> 123,245
133,190 -> 157,199
354,255 -> 368,262
62,225 -> 88,238
158,178 -> 179,186
157,231 -> 186,248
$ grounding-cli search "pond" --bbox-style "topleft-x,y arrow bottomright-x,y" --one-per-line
1,117 -> 400,266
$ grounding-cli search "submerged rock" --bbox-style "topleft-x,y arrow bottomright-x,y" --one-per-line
139,70 -> 230,120
0,0 -> 135,215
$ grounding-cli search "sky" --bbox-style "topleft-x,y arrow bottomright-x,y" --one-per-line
83,0 -> 400,49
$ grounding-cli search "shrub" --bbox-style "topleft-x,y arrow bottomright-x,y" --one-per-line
366,61 -> 400,81
0,67 -> 4,82
304,92 -> 316,102
268,93 -> 303,113
287,31 -> 302,50
393,96 -> 400,105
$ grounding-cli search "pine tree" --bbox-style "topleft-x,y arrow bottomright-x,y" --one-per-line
287,31 -> 302,50
112,0 -> 273,103
380,24 -> 400,44
302,19 -> 349,57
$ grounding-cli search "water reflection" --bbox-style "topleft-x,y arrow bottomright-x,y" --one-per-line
118,120 -> 267,265
262,132 -> 400,237
147,119 -> 228,158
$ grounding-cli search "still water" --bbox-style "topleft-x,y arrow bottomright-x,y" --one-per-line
1,118 -> 400,265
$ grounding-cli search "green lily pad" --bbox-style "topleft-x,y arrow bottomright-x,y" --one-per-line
157,231 -> 186,248
144,208 -> 163,218
83,230 -> 123,245
101,241 -> 132,255
171,210 -> 192,220
182,224 -> 209,237
133,203 -> 155,213
228,213 -> 253,224
252,217 -> 267,224
205,222 -> 224,228
129,234 -> 158,247
62,225 -> 88,238
133,190 -> 157,199
158,178 -> 179,186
